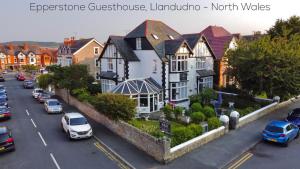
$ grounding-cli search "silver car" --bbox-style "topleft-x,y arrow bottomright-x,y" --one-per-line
44,99 -> 63,114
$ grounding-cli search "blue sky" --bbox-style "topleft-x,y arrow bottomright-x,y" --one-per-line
0,0 -> 299,43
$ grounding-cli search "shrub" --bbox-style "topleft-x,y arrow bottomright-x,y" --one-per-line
207,117 -> 221,130
37,74 -> 53,89
71,88 -> 93,102
171,127 -> 194,147
189,94 -> 202,106
162,104 -> 173,120
202,106 -> 216,118
92,93 -> 136,121
174,107 -> 184,120
190,112 -> 205,123
200,88 -> 217,105
187,124 -> 203,136
150,130 -> 165,138
191,103 -> 202,113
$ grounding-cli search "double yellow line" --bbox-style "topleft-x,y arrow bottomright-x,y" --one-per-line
94,142 -> 129,169
227,152 -> 253,169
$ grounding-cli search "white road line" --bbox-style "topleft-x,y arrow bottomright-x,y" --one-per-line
37,132 -> 47,147
30,118 -> 37,128
26,109 -> 30,116
50,153 -> 61,169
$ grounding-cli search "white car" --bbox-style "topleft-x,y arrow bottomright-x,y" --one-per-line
44,99 -> 62,114
32,88 -> 43,99
61,112 -> 93,140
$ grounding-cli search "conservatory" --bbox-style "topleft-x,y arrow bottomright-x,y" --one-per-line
111,78 -> 164,115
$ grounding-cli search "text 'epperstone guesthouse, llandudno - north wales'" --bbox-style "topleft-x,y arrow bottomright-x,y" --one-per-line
98,20 -> 237,116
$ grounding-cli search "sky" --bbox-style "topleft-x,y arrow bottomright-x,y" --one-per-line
0,0 -> 300,43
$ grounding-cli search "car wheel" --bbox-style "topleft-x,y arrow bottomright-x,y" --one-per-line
61,123 -> 65,132
67,131 -> 72,140
283,139 -> 289,147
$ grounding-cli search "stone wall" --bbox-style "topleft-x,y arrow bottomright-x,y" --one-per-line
55,89 -> 170,162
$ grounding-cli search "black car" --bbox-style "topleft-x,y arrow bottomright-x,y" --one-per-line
0,127 -> 15,153
287,108 -> 300,127
0,107 -> 11,120
0,76 -> 4,82
23,80 -> 34,89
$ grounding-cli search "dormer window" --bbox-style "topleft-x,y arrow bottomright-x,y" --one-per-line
136,38 -> 142,50
168,35 -> 174,40
152,34 -> 159,40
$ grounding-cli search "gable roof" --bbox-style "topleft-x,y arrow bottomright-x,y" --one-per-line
201,26 -> 234,60
125,20 -> 182,59
0,44 -> 42,56
164,39 -> 192,55
59,38 -> 103,55
99,36 -> 139,62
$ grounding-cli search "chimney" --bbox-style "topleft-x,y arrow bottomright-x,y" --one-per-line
64,38 -> 70,46
23,43 -> 29,50
70,36 -> 75,45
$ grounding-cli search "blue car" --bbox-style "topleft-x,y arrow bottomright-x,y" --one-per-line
287,108 -> 300,127
262,120 -> 299,147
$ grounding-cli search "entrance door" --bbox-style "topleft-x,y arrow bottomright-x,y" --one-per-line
150,95 -> 153,112
197,77 -> 203,94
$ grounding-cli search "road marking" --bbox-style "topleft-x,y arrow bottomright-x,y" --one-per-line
50,153 -> 61,169
37,132 -> 47,147
30,118 -> 37,128
228,152 -> 253,169
26,109 -> 30,116
94,142 -> 128,169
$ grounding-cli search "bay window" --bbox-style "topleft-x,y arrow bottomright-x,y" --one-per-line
199,76 -> 213,89
101,79 -> 115,93
108,58 -> 113,70
170,82 -> 188,101
196,57 -> 206,70
170,55 -> 188,72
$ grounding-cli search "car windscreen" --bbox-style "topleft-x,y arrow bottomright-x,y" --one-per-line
36,90 -> 43,93
291,109 -> 300,118
70,117 -> 88,125
48,101 -> 60,106
0,133 -> 9,142
265,125 -> 284,133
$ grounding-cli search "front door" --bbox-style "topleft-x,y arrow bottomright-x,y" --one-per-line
197,77 -> 203,94
150,95 -> 153,112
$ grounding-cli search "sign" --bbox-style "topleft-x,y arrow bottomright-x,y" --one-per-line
159,119 -> 171,134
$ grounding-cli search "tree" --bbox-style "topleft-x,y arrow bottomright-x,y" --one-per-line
37,74 -> 53,89
268,16 -> 300,39
226,35 -> 300,100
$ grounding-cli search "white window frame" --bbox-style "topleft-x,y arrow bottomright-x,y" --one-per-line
171,55 -> 188,72
101,79 -> 115,93
94,47 -> 100,55
66,58 -> 72,66
196,57 -> 206,70
170,82 -> 188,101
108,58 -> 113,71
95,59 -> 99,67
136,38 -> 142,50
199,76 -> 213,89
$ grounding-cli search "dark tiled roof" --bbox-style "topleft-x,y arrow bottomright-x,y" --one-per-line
109,36 -> 139,61
182,34 -> 201,49
69,38 -> 93,53
125,20 -> 182,59
201,26 -> 234,60
164,39 -> 192,55
196,70 -> 215,77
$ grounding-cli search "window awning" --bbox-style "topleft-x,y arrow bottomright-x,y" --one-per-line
196,70 -> 215,77
111,78 -> 162,95
100,71 -> 117,79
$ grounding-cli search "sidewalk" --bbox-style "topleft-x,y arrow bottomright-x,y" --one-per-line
61,97 -> 300,169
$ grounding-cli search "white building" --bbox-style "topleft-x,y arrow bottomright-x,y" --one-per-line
99,20 -> 215,116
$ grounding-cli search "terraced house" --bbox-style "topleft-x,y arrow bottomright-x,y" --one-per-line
99,20 -> 215,116
0,43 -> 57,70
57,37 -> 103,80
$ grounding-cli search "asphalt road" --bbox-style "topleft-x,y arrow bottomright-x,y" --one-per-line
0,73 -> 120,169
235,101 -> 300,169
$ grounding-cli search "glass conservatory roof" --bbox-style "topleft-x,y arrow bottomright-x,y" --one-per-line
111,78 -> 162,95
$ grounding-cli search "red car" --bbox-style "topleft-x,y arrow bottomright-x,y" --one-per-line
17,75 -> 25,81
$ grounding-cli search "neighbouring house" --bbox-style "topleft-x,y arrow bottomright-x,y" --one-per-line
99,20 -> 215,116
200,26 -> 238,88
57,37 -> 103,80
0,43 -> 57,70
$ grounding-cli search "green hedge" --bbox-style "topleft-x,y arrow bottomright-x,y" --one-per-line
207,117 -> 221,130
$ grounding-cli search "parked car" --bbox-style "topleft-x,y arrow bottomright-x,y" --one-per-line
0,85 -> 6,93
44,99 -> 63,114
262,120 -> 299,147
2,70 -> 7,74
0,126 -> 15,153
0,107 -> 11,120
37,93 -> 51,103
0,98 -> 8,107
0,76 -> 5,82
23,80 -> 34,89
61,112 -> 93,140
32,88 -> 44,99
286,108 -> 300,127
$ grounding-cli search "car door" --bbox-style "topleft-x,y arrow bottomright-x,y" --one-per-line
286,125 -> 296,139
62,116 -> 69,132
